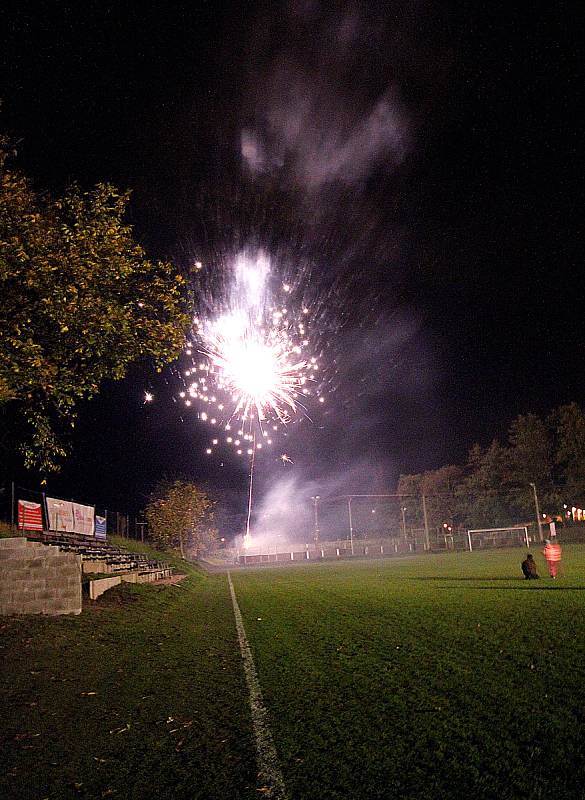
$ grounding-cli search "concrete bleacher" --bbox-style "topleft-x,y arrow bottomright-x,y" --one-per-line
23,533 -> 173,601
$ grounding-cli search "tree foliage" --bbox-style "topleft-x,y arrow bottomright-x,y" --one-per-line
0,137 -> 189,472
397,404 -> 585,530
145,480 -> 217,558
552,403 -> 585,496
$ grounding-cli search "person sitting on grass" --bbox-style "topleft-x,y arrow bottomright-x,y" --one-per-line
521,553 -> 539,579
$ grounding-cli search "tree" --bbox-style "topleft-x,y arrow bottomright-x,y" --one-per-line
397,465 -> 464,532
508,413 -> 552,487
506,413 -> 559,517
145,480 -> 217,558
457,440 -> 520,527
0,137 -> 189,472
551,403 -> 585,499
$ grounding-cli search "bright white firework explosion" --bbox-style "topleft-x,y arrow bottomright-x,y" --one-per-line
180,251 -> 324,459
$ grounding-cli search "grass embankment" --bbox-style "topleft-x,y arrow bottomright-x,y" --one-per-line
0,546 -> 257,800
231,546 -> 585,800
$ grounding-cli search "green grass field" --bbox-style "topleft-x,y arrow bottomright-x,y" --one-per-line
2,544 -> 585,799
0,549 -> 258,800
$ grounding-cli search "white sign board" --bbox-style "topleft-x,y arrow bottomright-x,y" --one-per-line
46,498 -> 94,535
46,498 -> 75,532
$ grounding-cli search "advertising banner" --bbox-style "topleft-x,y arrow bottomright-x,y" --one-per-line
46,497 -> 95,536
95,514 -> 107,540
46,497 -> 75,533
72,502 -> 94,536
17,500 -> 44,531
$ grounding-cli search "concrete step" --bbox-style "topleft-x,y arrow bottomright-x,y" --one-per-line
0,537 -> 30,547
0,546 -> 47,560
0,538 -> 46,551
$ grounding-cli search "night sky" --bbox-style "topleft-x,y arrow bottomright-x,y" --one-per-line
1,1 -> 582,521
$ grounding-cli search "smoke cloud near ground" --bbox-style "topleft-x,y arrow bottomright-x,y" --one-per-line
240,459 -> 397,549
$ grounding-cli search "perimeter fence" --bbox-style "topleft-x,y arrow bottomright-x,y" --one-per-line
235,487 -> 585,564
306,489 -> 583,547
0,481 -> 145,541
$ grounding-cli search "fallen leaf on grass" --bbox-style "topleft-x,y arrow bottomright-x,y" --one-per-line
109,723 -> 131,734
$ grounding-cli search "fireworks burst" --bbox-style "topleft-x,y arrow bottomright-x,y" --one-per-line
179,250 -> 324,459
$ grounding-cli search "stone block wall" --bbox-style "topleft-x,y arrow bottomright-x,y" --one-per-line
0,538 -> 82,616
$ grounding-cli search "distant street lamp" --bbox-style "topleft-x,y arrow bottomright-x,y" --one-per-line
401,506 -> 407,538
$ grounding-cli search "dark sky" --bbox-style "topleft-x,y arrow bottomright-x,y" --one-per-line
1,1 -> 583,518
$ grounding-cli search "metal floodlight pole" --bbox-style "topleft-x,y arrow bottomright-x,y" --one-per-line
529,482 -> 544,542
422,495 -> 430,551
11,480 -> 15,534
347,496 -> 355,555
311,495 -> 320,545
401,505 -> 407,538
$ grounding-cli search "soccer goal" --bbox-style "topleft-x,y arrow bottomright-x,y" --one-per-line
467,526 -> 530,552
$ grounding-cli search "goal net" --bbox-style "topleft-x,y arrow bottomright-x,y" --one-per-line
467,526 -> 530,552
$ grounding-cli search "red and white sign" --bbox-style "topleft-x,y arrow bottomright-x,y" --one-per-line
17,500 -> 43,531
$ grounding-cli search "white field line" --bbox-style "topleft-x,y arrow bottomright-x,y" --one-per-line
227,571 -> 288,800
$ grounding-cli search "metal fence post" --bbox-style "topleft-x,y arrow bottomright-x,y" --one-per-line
422,495 -> 430,551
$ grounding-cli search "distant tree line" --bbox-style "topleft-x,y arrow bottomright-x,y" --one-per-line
397,403 -> 585,531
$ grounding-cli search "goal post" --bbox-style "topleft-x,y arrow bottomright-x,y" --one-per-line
467,526 -> 530,552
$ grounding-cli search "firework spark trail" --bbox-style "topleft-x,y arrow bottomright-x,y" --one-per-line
181,250 -> 324,460
177,249 -> 327,548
